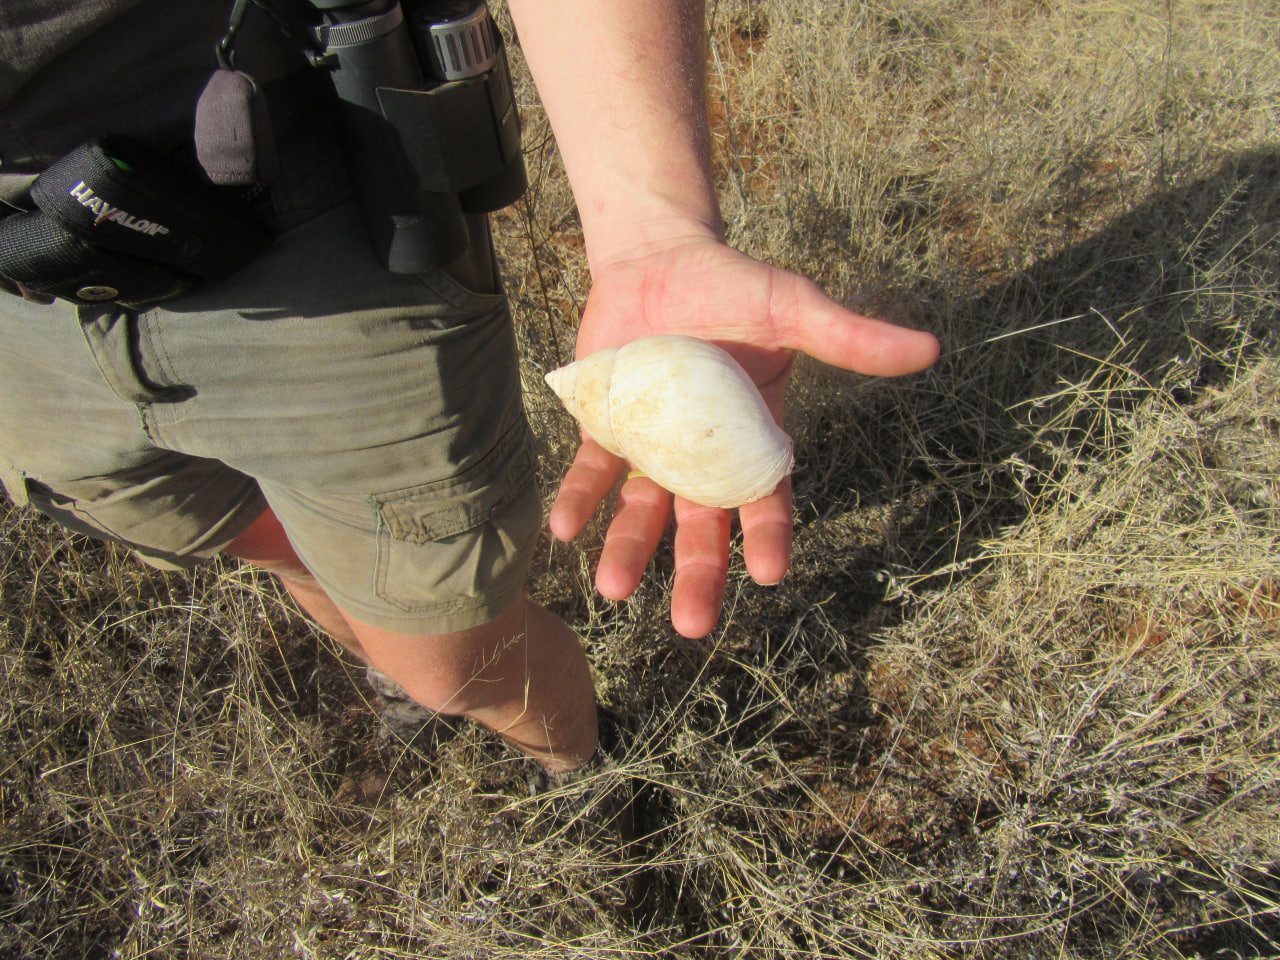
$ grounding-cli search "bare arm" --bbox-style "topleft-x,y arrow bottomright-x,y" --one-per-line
507,0 -> 941,637
506,0 -> 722,264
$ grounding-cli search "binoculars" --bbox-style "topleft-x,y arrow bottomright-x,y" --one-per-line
303,0 -> 526,273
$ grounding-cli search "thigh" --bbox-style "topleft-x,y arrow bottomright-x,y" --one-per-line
115,203 -> 542,633
0,293 -> 264,568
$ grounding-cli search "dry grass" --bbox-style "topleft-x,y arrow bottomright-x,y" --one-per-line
4,1 -> 1280,956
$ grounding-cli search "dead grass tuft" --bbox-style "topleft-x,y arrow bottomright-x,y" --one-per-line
3,1 -> 1280,956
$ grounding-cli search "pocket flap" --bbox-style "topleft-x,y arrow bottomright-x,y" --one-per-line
374,422 -> 535,544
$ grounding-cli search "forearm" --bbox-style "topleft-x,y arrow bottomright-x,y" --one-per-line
505,0 -> 723,267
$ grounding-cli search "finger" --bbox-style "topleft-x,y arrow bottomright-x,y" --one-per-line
669,498 -> 732,639
771,272 -> 940,377
548,438 -> 624,541
595,474 -> 672,601
738,476 -> 793,585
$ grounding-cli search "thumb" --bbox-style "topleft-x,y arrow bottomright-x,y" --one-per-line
771,272 -> 940,377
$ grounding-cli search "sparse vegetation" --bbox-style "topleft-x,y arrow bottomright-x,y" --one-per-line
3,1 -> 1278,956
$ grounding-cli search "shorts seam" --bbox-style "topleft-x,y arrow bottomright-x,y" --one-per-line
320,577 -> 526,635
143,306 -> 185,393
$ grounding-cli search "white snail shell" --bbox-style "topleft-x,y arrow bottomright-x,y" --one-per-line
544,335 -> 794,509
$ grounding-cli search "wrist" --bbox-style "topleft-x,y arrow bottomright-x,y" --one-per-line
584,207 -> 726,272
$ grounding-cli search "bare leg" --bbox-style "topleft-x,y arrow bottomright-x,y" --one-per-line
345,596 -> 599,772
224,509 -> 599,771
224,508 -> 367,660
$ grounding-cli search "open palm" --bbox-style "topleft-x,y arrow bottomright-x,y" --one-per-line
548,238 -> 939,638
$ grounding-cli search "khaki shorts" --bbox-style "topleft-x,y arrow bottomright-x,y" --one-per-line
0,190 -> 541,635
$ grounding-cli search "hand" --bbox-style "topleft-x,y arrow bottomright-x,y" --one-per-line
548,234 -> 940,639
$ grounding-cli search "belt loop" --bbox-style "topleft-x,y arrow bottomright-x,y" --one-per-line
79,307 -> 193,406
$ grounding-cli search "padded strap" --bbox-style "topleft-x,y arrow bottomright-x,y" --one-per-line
30,138 -> 271,282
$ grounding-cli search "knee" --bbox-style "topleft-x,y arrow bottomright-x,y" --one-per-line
351,600 -> 532,717
370,643 -> 500,716
399,677 -> 478,718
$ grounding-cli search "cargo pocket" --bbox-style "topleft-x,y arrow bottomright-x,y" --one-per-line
372,422 -> 539,616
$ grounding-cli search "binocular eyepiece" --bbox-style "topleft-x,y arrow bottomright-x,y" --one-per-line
303,0 -> 526,273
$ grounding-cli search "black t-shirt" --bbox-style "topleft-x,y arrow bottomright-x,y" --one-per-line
0,1 -> 301,174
